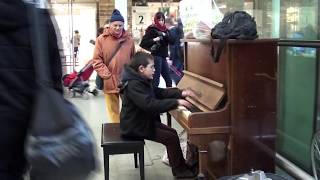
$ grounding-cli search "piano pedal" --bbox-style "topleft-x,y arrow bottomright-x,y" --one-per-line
196,173 -> 206,180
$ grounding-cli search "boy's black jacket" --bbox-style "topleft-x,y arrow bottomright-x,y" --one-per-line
119,65 -> 182,138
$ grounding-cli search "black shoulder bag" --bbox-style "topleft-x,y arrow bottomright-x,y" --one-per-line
25,5 -> 97,180
211,11 -> 258,63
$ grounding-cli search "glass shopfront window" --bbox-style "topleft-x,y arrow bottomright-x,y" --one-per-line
214,0 -> 319,174
215,0 -> 319,39
278,0 -> 318,173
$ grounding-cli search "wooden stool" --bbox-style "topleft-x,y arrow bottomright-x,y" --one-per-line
101,123 -> 145,180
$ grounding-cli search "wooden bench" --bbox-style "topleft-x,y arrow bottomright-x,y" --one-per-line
101,123 -> 145,180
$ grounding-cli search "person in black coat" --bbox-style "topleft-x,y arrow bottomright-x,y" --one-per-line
0,1 -> 63,179
119,52 -> 197,179
140,12 -> 175,87
165,17 -> 184,84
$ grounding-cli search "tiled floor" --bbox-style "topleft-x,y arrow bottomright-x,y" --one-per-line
69,89 -> 185,180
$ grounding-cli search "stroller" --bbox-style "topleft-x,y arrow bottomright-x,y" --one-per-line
62,60 -> 98,99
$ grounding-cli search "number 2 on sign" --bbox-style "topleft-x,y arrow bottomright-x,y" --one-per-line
138,15 -> 144,24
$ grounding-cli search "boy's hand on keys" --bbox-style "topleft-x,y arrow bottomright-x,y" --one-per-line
182,89 -> 197,99
178,99 -> 193,108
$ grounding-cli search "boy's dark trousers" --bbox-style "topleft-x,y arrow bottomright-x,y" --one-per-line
146,122 -> 186,174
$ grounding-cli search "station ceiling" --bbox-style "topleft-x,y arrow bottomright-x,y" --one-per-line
50,0 -> 180,4
50,0 -> 97,3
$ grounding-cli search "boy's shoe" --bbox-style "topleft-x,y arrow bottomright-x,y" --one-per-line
174,168 -> 197,179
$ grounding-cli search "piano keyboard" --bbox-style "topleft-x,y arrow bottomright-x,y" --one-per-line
176,106 -> 192,119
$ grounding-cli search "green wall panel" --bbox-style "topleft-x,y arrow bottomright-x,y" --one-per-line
278,49 -> 316,172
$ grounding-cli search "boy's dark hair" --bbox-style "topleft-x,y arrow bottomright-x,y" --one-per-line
130,52 -> 154,72
74,30 -> 79,34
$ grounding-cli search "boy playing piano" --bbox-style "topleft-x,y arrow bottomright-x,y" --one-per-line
119,52 -> 196,178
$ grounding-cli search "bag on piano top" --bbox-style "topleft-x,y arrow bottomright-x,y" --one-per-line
210,11 -> 258,63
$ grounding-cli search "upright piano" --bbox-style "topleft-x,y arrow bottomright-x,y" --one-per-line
169,39 -> 278,179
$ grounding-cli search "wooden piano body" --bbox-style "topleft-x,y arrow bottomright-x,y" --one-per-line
169,39 -> 278,178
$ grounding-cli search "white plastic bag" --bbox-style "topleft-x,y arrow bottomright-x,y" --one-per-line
180,0 -> 223,39
193,0 -> 223,39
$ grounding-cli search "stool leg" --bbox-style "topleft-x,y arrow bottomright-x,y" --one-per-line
166,112 -> 171,127
134,153 -> 138,168
103,149 -> 109,180
139,151 -> 144,180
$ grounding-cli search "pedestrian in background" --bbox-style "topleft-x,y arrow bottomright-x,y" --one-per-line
165,17 -> 184,84
140,11 -> 175,88
73,30 -> 81,59
0,1 -> 63,179
92,9 -> 135,123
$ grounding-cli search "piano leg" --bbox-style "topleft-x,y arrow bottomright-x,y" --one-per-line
198,148 -> 208,176
166,112 -> 171,127
197,173 -> 206,180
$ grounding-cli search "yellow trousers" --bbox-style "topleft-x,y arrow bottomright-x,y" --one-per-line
104,93 -> 120,123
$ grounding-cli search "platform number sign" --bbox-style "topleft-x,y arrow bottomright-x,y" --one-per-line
138,15 -> 144,24
135,12 -> 146,25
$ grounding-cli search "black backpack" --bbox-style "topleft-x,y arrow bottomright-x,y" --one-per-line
211,11 -> 258,62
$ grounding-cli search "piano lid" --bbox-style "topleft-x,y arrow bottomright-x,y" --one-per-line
177,71 -> 226,112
